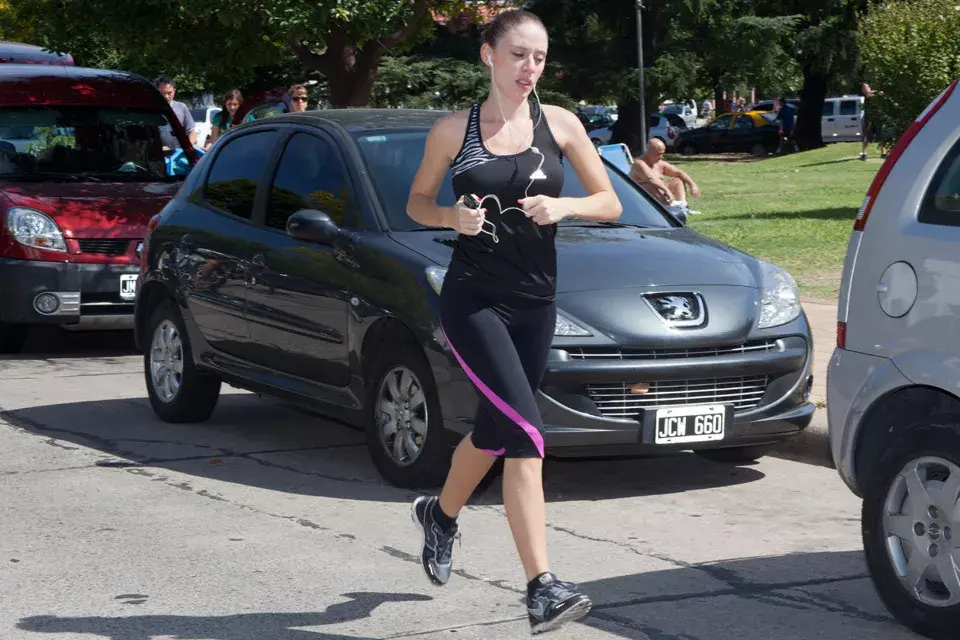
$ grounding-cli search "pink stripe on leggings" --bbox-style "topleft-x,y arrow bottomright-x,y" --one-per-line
441,326 -> 545,458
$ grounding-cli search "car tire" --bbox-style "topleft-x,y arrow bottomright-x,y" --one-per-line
695,444 -> 775,464
365,342 -> 456,489
0,323 -> 29,355
144,299 -> 221,423
681,143 -> 697,156
862,418 -> 960,640
750,143 -> 767,157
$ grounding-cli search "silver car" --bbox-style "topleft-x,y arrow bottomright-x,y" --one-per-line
829,78 -> 960,639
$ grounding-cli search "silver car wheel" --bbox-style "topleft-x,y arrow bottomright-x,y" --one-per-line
883,455 -> 960,607
149,319 -> 184,404
376,365 -> 428,467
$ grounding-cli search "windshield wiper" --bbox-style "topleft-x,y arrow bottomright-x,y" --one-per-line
558,220 -> 652,229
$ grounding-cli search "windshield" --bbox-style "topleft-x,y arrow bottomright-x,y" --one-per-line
0,106 -> 179,180
353,129 -> 676,232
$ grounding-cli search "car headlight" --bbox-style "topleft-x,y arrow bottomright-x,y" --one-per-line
555,312 -> 592,337
425,265 -> 446,295
6,207 -> 67,252
757,260 -> 800,329
426,266 -> 592,336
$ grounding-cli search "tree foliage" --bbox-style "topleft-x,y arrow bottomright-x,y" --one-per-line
0,0 -> 520,105
857,0 -> 960,141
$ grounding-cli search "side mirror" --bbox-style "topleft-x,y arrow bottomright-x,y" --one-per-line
286,209 -> 341,244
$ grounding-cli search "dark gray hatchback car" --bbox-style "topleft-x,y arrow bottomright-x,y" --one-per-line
134,109 -> 815,488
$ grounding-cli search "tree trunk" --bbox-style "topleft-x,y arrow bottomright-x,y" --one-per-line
610,98 -> 645,157
795,69 -> 828,151
291,0 -> 429,108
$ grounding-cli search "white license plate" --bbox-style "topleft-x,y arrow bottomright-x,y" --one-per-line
654,404 -> 726,444
120,274 -> 138,301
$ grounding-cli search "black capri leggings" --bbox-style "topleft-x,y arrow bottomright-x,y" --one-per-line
439,281 -> 556,459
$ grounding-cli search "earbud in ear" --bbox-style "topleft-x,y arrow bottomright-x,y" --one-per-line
487,53 -> 493,66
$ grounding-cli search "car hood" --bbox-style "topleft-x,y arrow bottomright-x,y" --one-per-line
391,225 -> 758,291
0,181 -> 179,238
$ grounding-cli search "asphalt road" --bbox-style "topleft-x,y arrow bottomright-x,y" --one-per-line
0,327 -> 923,640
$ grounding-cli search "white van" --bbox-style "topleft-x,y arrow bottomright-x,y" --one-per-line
822,95 -> 863,142
751,96 -> 864,142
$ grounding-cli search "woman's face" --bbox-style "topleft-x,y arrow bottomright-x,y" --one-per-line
486,21 -> 548,102
225,99 -> 240,114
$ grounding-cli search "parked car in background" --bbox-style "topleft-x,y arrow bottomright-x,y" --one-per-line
135,108 -> 814,490
191,106 -> 222,148
675,110 -> 780,156
750,96 -> 863,142
585,114 -> 677,149
829,78 -> 960,640
0,40 -> 74,66
0,64 -> 195,353
662,102 -> 697,128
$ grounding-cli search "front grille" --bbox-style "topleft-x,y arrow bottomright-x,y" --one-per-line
569,340 -> 778,360
586,375 -> 769,417
76,239 -> 132,256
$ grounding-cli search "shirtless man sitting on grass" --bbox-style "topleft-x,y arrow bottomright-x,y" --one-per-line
629,138 -> 702,214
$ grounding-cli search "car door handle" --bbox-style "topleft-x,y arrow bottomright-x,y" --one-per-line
251,254 -> 266,268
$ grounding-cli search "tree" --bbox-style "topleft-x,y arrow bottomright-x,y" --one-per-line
757,0 -> 867,150
857,0 -> 960,143
0,0 -> 520,106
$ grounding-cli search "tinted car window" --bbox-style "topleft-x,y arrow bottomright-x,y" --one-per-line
0,106 -> 175,180
839,100 -> 860,116
735,115 -> 754,129
266,132 -> 353,230
709,115 -> 732,130
353,130 -> 674,232
919,138 -> 960,226
204,130 -> 281,219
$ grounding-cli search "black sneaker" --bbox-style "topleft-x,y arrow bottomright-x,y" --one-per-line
411,495 -> 460,586
527,572 -> 592,634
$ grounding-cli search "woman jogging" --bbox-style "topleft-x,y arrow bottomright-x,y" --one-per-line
405,8 -> 622,635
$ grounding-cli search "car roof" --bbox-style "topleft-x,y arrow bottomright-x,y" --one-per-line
0,40 -> 74,65
0,64 -> 163,108
256,108 -> 451,133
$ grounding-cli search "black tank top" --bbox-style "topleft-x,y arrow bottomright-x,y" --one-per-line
446,100 -> 565,301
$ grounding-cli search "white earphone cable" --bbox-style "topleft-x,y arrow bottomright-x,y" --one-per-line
470,53 -> 546,244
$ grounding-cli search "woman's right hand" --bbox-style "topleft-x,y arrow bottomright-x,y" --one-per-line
450,197 -> 486,236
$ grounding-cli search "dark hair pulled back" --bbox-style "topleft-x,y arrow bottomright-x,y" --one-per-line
481,9 -> 546,48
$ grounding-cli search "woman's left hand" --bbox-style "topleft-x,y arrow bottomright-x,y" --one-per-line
518,195 -> 570,226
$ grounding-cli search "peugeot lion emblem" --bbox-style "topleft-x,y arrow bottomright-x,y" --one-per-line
642,292 -> 707,328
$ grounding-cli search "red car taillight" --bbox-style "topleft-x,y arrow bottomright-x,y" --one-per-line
668,126 -> 676,138
855,78 -> 958,231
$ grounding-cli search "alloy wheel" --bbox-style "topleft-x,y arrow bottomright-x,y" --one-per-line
376,365 -> 428,467
150,319 -> 184,404
882,455 -> 960,607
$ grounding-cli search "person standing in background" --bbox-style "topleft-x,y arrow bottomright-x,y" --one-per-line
155,76 -> 196,149
205,89 -> 243,150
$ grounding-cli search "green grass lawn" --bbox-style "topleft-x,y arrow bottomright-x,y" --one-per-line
671,142 -> 881,301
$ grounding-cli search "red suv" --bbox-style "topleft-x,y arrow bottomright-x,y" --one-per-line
0,63 -> 196,353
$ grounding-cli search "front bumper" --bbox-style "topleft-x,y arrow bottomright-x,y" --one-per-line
434,333 -> 815,456
0,258 -> 139,329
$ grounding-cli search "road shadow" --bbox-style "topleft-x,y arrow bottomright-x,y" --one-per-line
1,325 -> 137,360
14,552 -> 916,639
720,207 -> 855,222
0,394 -> 764,504
17,591 -> 431,640
571,549 -> 916,639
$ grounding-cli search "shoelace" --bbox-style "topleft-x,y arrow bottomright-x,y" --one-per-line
432,523 -> 462,564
